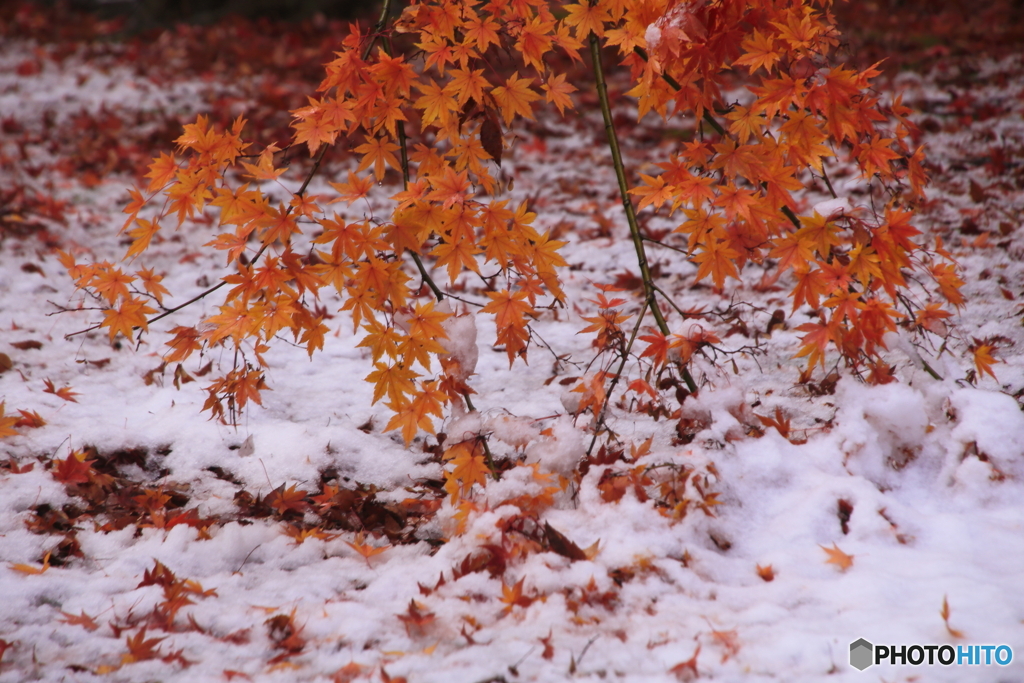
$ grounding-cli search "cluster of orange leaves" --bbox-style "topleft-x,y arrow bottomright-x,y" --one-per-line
620,0 -> 962,380
62,0 -> 969,472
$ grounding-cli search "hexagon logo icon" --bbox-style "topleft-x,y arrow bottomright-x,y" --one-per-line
850,638 -> 873,671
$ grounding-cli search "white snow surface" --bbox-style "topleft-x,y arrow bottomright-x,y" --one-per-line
1,33 -> 1024,683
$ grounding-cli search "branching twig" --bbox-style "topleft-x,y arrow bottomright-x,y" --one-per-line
587,300 -> 648,456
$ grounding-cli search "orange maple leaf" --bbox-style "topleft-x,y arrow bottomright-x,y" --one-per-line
482,289 -> 531,330
346,532 -> 389,566
101,298 -> 155,342
563,1 -> 611,38
491,73 -> 541,126
354,134 -> 401,181
794,321 -> 833,371
971,342 -> 998,381
10,551 -> 51,575
384,380 -> 446,445
542,72 -> 577,115
692,239 -> 740,289
59,610 -> 100,631
500,577 -> 535,614
443,440 -> 490,501
43,379 -> 79,403
14,409 -> 46,429
820,543 -> 853,571
0,403 -> 19,439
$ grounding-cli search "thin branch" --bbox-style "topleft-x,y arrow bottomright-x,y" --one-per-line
587,300 -> 648,457
641,234 -> 690,256
820,164 -> 839,199
591,34 -> 697,394
592,36 -> 666,333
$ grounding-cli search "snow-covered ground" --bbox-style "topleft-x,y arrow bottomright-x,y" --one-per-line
1,11 -> 1023,683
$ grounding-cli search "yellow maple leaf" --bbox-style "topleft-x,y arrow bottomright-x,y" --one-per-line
0,402 -> 19,439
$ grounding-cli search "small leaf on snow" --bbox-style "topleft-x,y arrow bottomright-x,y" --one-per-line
60,611 -> 100,631
820,543 -> 853,571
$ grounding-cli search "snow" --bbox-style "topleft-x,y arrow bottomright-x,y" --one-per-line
2,18 -> 1024,683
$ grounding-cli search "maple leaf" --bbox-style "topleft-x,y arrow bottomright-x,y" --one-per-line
756,564 -> 775,582
101,298 -> 155,342
514,15 -> 554,72
630,173 -> 675,212
820,543 -> 853,571
542,72 -> 577,115
121,628 -> 165,665
385,380 -> 446,445
10,551 -> 51,575
462,12 -> 500,52
692,239 -> 740,289
669,644 -> 700,681
500,578 -> 535,615
432,237 -> 482,282
365,362 -> 419,407
265,484 -> 309,517
14,409 -> 45,429
971,342 -> 998,381
136,267 -> 170,305
328,171 -> 374,205
354,134 -> 401,181
164,326 -> 201,363
0,403 -> 19,439
755,407 -> 791,440
794,321 -> 833,371
564,1 -> 611,38
735,29 -> 780,74
704,620 -> 740,663
445,66 -> 489,107
59,610 -> 100,631
790,266 -> 826,312
857,135 -> 900,178
396,600 -> 435,637
491,73 -> 541,126
346,532 -> 389,566
43,379 -> 79,403
292,106 -> 339,156
125,218 -> 161,259
144,152 -> 179,192
91,266 -> 135,304
414,78 -> 453,127
444,440 -> 490,501
482,289 -> 531,330
426,167 -> 473,209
